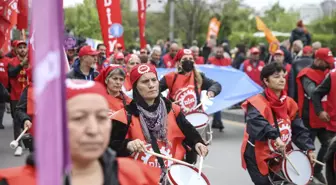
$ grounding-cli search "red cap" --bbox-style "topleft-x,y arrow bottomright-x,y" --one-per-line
15,40 -> 27,47
250,47 -> 260,54
130,64 -> 157,86
116,43 -> 123,50
303,46 -> 313,54
78,46 -> 100,57
173,49 -> 193,62
95,65 -> 125,88
66,79 -> 108,101
115,52 -> 124,60
274,49 -> 284,56
315,48 -> 334,66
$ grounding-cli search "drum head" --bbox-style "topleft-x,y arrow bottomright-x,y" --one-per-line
282,150 -> 312,185
185,113 -> 209,128
167,164 -> 210,185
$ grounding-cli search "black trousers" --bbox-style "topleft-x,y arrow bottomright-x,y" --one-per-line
10,100 -> 21,145
309,128 -> 335,173
0,102 -> 5,126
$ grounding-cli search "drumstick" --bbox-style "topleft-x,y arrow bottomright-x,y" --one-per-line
145,150 -> 195,168
198,156 -> 204,177
284,154 -> 300,176
10,127 -> 29,149
313,159 -> 326,166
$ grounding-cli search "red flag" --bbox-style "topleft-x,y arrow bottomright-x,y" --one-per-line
0,0 -> 19,25
137,0 -> 147,49
96,0 -> 125,57
17,0 -> 28,30
0,27 -> 11,53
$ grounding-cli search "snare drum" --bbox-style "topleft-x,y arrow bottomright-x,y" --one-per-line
268,150 -> 313,185
185,112 -> 212,144
167,164 -> 210,185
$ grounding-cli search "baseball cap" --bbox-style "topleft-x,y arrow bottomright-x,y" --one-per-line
15,40 -> 27,47
250,47 -> 260,54
303,46 -> 313,54
315,48 -> 334,65
78,46 -> 100,57
274,49 -> 284,56
115,52 -> 124,60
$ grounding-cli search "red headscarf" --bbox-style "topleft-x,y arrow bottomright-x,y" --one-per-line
66,79 -> 108,101
130,64 -> 157,86
94,65 -> 125,88
173,49 -> 193,63
264,87 -> 288,119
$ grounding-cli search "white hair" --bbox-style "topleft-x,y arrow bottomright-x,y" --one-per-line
293,40 -> 303,49
150,46 -> 162,56
312,41 -> 322,49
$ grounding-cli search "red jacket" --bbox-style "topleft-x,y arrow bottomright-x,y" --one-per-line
208,57 -> 231,66
194,56 -> 205,65
0,57 -> 9,88
9,57 -> 28,100
243,60 -> 265,86
296,67 -> 329,129
162,54 -> 175,68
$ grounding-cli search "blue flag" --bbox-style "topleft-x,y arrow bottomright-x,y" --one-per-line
157,65 -> 263,114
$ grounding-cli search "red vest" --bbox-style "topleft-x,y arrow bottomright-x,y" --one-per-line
284,63 -> 291,94
243,60 -> 265,86
162,54 -> 175,68
0,57 -> 9,88
208,57 -> 231,66
27,86 -> 35,136
107,92 -> 132,118
9,57 -> 28,100
296,67 -> 329,129
194,56 -> 205,65
240,94 -> 298,175
0,165 -> 36,185
164,71 -> 202,114
326,70 -> 336,131
112,104 -> 186,168
123,74 -> 132,91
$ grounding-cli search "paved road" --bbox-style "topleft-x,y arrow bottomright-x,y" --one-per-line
0,112 -> 322,185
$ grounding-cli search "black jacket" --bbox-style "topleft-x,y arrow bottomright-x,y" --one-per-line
244,94 -> 315,158
312,74 -> 331,115
290,28 -> 311,46
159,72 -> 222,103
15,87 -> 31,128
66,59 -> 99,80
109,97 -> 204,158
0,83 -> 9,103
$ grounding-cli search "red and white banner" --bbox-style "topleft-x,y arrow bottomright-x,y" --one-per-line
0,0 -> 18,52
96,0 -> 125,57
137,0 -> 146,49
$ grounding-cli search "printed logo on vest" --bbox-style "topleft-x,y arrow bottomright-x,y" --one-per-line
167,61 -> 172,67
268,118 -> 292,153
133,144 -> 173,168
258,66 -> 263,72
247,66 -> 252,72
174,86 -> 197,112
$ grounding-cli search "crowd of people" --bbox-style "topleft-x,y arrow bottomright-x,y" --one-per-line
0,25 -> 336,184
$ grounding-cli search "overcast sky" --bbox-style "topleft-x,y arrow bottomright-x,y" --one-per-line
63,0 -> 324,10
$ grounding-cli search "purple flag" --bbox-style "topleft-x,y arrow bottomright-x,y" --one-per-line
32,0 -> 70,184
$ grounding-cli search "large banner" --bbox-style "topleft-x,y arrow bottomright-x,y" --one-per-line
96,0 -> 125,56
32,0 -> 70,184
137,0 -> 147,49
156,65 -> 263,114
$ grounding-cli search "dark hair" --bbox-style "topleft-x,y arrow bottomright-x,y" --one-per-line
260,62 -> 286,84
96,43 -> 105,50
109,68 -> 126,78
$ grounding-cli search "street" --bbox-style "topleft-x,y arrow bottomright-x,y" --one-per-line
0,111 -> 321,185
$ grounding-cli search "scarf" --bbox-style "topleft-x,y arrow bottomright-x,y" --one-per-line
136,98 -> 168,144
264,87 -> 288,119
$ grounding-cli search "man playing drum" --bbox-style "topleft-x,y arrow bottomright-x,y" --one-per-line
241,62 -> 316,185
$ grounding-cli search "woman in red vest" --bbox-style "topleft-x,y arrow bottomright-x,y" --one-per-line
296,48 -> 335,183
241,62 -> 315,185
239,47 -> 265,86
123,54 -> 141,93
0,79 -> 160,185
95,65 -> 132,117
110,64 -> 208,183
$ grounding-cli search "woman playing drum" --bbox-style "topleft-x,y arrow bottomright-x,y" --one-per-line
0,79 -> 160,185
241,62 -> 316,185
95,65 -> 132,116
109,64 -> 208,182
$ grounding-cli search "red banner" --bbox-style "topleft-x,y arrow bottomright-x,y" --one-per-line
17,0 -> 28,30
137,0 -> 146,49
0,0 -> 19,25
96,0 -> 124,57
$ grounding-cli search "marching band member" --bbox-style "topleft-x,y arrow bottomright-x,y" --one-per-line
296,48 -> 335,184
241,62 -> 315,185
0,79 -> 160,185
239,47 -> 265,86
109,64 -> 208,181
159,49 -> 221,114
95,65 -> 132,116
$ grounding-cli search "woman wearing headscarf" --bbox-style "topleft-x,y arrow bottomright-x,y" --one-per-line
0,79 -> 160,185
159,49 -> 221,115
95,65 -> 132,116
110,64 -> 208,183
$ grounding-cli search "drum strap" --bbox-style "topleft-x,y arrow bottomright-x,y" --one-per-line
149,131 -> 167,183
171,73 -> 201,105
271,110 -> 281,134
123,111 -> 133,139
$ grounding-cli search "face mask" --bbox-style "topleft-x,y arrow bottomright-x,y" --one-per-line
181,60 -> 194,72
